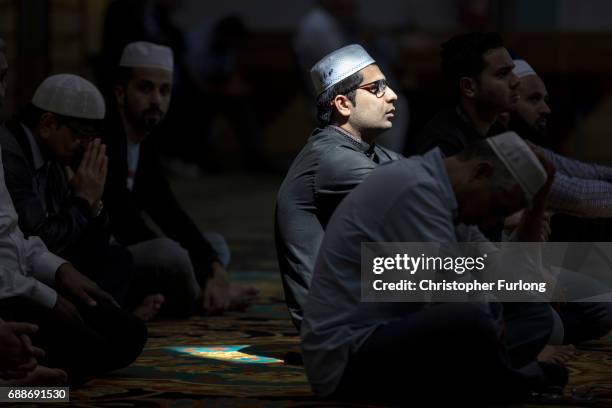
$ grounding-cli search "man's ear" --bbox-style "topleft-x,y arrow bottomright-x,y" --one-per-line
38,112 -> 57,140
459,76 -> 478,99
471,161 -> 495,182
331,94 -> 353,119
114,84 -> 125,108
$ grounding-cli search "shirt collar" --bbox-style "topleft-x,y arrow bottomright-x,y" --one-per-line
455,104 -> 507,138
22,123 -> 45,171
328,125 -> 373,154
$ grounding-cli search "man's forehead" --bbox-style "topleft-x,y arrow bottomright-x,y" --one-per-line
358,64 -> 385,82
518,75 -> 547,95
130,66 -> 172,84
482,47 -> 513,70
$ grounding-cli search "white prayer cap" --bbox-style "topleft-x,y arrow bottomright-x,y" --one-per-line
119,41 -> 173,71
32,74 -> 105,120
513,59 -> 537,79
486,131 -> 548,203
310,44 -> 375,96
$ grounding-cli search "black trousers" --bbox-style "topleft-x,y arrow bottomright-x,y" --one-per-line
0,296 -> 147,385
503,302 -> 554,368
332,303 -> 555,406
69,244 -> 135,308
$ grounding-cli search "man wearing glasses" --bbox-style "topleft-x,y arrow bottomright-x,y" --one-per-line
0,74 -> 137,311
275,44 -> 402,330
0,73 -> 147,384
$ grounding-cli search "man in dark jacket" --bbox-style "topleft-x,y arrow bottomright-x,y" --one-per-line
104,41 -> 257,316
410,32 -> 518,157
0,74 -> 137,305
275,44 -> 402,329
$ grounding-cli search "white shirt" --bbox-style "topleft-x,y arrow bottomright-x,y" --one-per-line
0,145 -> 64,308
126,139 -> 141,191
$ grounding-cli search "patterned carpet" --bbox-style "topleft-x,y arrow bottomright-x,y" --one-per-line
39,173 -> 612,407
59,271 -> 346,408
48,270 -> 612,408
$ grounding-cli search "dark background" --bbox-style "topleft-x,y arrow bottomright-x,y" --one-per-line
2,0 -> 612,164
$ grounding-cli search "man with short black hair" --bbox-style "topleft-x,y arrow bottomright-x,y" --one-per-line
275,44 -> 402,329
411,32 -> 519,156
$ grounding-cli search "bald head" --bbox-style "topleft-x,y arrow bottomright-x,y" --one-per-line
511,60 -> 551,141
515,74 -> 550,133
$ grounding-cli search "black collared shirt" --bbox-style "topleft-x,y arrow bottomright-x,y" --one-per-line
275,125 -> 403,328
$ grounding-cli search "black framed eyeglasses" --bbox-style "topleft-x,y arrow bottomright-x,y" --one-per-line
56,116 -> 102,142
355,79 -> 388,98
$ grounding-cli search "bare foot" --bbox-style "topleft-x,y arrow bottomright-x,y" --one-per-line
537,344 -> 576,365
228,283 -> 259,311
1,366 -> 67,386
133,294 -> 165,321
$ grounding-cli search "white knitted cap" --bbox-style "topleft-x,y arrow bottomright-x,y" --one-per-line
32,74 -> 105,120
119,41 -> 173,71
486,131 -> 548,202
513,59 -> 537,79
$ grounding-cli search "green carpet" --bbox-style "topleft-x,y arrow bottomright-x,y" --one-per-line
24,270 -> 602,407
40,174 -> 612,407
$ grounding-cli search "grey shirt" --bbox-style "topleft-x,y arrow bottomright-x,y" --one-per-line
301,148 -> 488,396
275,125 -> 402,328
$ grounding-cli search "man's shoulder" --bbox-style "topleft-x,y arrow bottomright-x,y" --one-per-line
418,107 -> 464,137
375,144 -> 403,161
376,155 -> 437,186
289,128 -> 369,171
412,107 -> 471,156
308,127 -> 361,150
0,122 -> 23,156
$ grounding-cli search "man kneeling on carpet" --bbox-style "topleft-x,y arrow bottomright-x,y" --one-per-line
301,132 -> 568,405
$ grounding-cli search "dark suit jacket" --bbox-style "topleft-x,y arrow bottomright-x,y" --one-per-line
0,118 -> 110,261
103,114 -> 219,282
275,125 -> 403,328
412,105 -> 507,157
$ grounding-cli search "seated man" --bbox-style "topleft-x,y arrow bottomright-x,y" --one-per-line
104,41 -> 257,316
0,74 -> 162,319
302,132 -> 566,405
0,141 -> 146,385
0,39 -> 64,386
276,44 -> 402,329
506,58 -> 612,345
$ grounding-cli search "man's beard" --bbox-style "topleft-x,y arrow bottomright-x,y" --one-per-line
125,100 -> 165,132
508,112 -> 551,147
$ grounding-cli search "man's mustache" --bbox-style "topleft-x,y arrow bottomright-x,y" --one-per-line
143,106 -> 163,116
